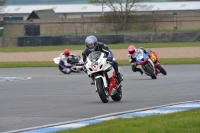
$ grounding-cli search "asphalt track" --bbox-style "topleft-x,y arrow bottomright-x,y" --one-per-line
0,65 -> 200,133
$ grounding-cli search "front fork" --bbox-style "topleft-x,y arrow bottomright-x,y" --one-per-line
93,72 -> 108,92
142,59 -> 156,74
93,72 -> 118,95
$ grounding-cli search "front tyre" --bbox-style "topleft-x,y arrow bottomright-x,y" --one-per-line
157,64 -> 167,75
58,65 -> 70,74
111,86 -> 122,101
96,78 -> 109,103
146,65 -> 157,79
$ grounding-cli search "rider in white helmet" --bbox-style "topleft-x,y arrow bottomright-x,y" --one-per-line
82,35 -> 123,83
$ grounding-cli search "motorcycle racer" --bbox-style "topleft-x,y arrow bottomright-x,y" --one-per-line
128,45 -> 150,75
59,49 -> 80,74
82,35 -> 123,83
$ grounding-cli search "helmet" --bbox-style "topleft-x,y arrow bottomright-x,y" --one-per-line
64,49 -> 70,56
128,45 -> 136,56
85,35 -> 98,52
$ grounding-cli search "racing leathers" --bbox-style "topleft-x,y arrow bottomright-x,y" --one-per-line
82,42 -> 123,82
59,53 -> 79,72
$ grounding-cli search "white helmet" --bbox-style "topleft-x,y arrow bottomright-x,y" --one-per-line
85,35 -> 98,52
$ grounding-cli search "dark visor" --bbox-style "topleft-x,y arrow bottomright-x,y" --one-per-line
129,50 -> 135,54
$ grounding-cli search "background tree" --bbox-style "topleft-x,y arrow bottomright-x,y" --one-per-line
0,0 -> 7,21
0,0 -> 6,12
0,0 -> 6,37
88,0 -> 146,30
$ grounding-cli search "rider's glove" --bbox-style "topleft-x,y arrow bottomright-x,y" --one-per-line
143,50 -> 147,54
106,57 -> 113,62
131,57 -> 136,63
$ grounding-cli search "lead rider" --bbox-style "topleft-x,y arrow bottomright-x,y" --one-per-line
82,35 -> 123,83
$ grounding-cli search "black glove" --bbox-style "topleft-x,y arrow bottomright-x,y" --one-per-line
106,57 -> 113,62
131,57 -> 136,63
143,50 -> 147,54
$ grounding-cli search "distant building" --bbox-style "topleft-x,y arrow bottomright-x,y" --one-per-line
27,9 -> 59,20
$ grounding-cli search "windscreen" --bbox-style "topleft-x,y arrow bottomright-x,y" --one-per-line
88,51 -> 101,62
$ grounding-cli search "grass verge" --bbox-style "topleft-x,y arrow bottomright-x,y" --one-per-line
0,58 -> 200,68
55,108 -> 200,133
0,42 -> 200,52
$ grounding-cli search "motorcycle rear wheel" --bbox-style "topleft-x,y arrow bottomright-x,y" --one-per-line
96,78 -> 109,103
157,64 -> 167,75
111,85 -> 122,101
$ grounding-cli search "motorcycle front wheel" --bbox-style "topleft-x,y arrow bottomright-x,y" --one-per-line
58,65 -> 70,74
96,78 -> 109,103
145,65 -> 157,79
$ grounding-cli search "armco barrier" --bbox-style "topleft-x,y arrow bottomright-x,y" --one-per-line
152,33 -> 172,42
14,32 -> 200,46
17,35 -> 124,46
124,33 -> 152,43
17,36 -> 63,46
172,32 -> 200,42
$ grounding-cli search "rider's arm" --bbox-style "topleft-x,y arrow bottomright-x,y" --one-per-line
139,47 -> 149,54
128,54 -> 136,63
82,48 -> 88,63
131,56 -> 136,63
98,42 -> 113,57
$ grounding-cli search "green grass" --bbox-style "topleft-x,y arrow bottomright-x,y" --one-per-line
0,58 -> 200,68
0,61 -> 57,68
0,42 -> 200,52
55,108 -> 200,133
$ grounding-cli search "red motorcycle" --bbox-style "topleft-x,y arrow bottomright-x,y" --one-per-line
149,51 -> 167,75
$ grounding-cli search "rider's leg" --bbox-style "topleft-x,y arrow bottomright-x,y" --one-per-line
112,60 -> 123,82
108,50 -> 123,82
131,64 -> 143,75
60,61 -> 71,74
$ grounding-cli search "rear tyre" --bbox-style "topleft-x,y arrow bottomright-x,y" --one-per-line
146,65 -> 157,79
96,78 -> 109,103
111,86 -> 122,101
157,64 -> 167,75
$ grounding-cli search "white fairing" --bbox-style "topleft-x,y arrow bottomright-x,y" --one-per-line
53,57 -> 60,64
85,52 -> 115,87
53,55 -> 84,72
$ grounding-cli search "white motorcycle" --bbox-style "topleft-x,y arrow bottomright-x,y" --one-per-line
53,55 -> 84,74
85,51 -> 123,103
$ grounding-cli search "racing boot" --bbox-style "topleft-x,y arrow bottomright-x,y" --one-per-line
91,82 -> 95,85
139,69 -> 143,75
132,65 -> 143,75
113,62 -> 123,82
116,72 -> 123,83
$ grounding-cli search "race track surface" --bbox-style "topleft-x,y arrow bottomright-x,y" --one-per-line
0,65 -> 199,132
